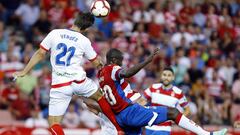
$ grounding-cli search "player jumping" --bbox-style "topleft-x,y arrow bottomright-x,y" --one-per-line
13,12 -> 123,135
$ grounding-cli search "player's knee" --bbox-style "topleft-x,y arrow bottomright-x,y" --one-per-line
167,108 -> 180,120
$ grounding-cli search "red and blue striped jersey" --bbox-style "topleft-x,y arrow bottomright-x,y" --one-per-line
98,64 -> 135,113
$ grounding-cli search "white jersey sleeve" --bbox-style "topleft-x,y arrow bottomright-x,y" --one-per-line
144,86 -> 152,100
178,93 -> 188,108
40,30 -> 55,51
83,39 -> 97,61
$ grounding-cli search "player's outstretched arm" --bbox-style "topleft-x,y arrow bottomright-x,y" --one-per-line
13,48 -> 46,78
120,48 -> 159,78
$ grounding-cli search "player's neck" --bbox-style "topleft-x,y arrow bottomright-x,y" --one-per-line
70,25 -> 82,33
162,84 -> 173,90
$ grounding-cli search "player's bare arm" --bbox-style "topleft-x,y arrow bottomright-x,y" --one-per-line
120,48 -> 160,78
13,48 -> 46,77
91,57 -> 104,70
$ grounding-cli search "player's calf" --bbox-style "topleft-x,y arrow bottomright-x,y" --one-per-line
165,107 -> 227,135
48,116 -> 65,135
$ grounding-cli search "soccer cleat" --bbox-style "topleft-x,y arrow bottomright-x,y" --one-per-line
211,128 -> 227,135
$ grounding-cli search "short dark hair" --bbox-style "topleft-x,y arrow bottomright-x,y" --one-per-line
163,67 -> 174,74
106,48 -> 123,62
74,12 -> 95,30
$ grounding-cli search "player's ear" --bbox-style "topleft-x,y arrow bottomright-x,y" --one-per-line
111,58 -> 117,64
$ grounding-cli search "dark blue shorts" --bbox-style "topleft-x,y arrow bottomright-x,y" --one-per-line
115,104 -> 168,135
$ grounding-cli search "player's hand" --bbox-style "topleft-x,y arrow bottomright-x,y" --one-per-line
146,48 -> 160,62
13,71 -> 27,79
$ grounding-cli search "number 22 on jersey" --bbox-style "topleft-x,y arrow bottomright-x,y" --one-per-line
55,43 -> 76,66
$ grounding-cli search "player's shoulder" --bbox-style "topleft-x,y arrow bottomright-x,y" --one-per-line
151,83 -> 163,89
172,86 -> 183,94
105,64 -> 121,70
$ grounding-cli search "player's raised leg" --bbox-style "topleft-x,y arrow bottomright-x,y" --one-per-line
155,107 -> 227,135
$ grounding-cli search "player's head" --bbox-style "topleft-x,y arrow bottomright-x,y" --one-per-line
74,12 -> 95,31
106,48 -> 123,66
161,67 -> 175,86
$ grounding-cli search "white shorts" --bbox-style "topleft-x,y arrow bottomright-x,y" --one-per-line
49,78 -> 98,116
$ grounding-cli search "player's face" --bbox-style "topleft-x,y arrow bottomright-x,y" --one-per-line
161,70 -> 174,86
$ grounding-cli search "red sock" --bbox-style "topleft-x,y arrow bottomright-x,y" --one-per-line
97,96 -> 123,132
49,124 -> 65,135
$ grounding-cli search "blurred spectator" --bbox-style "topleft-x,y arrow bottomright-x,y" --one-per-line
63,103 -> 80,128
187,97 -> 198,123
177,0 -> 194,25
206,4 -> 219,30
193,4 -> 206,28
25,107 -> 49,128
150,1 -> 165,25
21,42 -> 34,59
132,3 -> 151,23
35,75 -> 50,110
174,47 -> 191,84
0,21 -> 9,52
16,71 -> 37,95
233,62 -> 240,81
112,12 -> 133,37
232,76 -> 240,103
14,0 -> 40,31
191,78 -> 205,98
63,0 -> 79,22
9,92 -> 34,120
218,58 -> 236,88
32,9 -> 51,42
112,29 -> 129,52
48,1 -> 64,28
0,0 -> 21,23
178,73 -> 192,94
205,69 -> 224,104
98,17 -> 113,39
188,60 -> 204,83
0,77 -> 19,109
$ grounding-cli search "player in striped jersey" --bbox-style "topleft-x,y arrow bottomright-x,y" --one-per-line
84,48 -> 227,135
144,67 -> 190,135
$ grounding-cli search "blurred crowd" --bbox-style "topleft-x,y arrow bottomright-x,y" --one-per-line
0,0 -> 240,129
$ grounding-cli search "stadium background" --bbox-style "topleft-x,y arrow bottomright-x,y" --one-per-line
0,0 -> 240,134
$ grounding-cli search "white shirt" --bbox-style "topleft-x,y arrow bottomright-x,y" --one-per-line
144,83 -> 188,131
15,4 -> 40,25
40,29 -> 97,85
